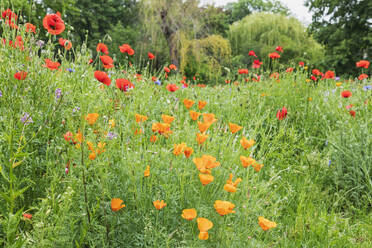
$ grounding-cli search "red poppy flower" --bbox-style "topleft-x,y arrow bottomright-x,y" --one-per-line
169,64 -> 177,70
324,70 -> 335,79
299,61 -> 304,67
58,38 -> 72,50
164,67 -> 170,73
23,213 -> 32,219
88,59 -> 93,64
43,59 -> 60,70
2,9 -> 17,22
269,52 -> 280,59
252,60 -> 262,69
94,71 -> 111,86
312,69 -> 322,76
42,12 -> 65,35
119,44 -> 134,55
248,50 -> 257,57
238,69 -> 248,74
286,67 -> 294,73
310,75 -> 317,81
96,43 -> 109,54
341,91 -> 352,98
14,36 -> 24,51
100,55 -> 114,69
116,78 -> 134,92
275,46 -> 283,53
349,110 -> 356,117
148,52 -> 155,60
166,84 -> 179,92
356,60 -> 369,69
14,71 -> 27,80
358,73 -> 368,80
25,23 -> 36,33
276,106 -> 287,120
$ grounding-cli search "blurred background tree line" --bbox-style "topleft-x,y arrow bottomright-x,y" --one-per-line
3,0 -> 372,81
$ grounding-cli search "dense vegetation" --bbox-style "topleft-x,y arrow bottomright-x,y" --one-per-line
0,2 -> 371,247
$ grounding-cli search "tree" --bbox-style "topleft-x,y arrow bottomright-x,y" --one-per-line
225,0 -> 290,24
228,13 -> 324,68
141,0 -> 202,67
306,0 -> 372,76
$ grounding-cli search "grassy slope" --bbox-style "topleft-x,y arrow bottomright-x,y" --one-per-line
0,27 -> 371,247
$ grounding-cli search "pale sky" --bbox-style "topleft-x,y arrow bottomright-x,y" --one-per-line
201,0 -> 313,25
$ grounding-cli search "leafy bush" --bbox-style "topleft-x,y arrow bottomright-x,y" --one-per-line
180,34 -> 231,84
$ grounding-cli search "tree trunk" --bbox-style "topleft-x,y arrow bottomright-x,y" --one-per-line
160,8 -> 179,67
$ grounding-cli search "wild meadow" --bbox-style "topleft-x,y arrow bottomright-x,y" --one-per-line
0,7 -> 371,248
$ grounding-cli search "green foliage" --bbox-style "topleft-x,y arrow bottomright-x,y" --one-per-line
225,0 -> 290,24
180,34 -> 231,84
306,0 -> 372,76
228,13 -> 324,68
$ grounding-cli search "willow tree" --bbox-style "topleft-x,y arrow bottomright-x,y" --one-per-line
140,0 -> 202,67
228,13 -> 324,68
180,34 -> 231,83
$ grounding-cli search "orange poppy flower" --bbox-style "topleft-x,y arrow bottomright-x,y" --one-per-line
42,12 -> 65,35
173,143 -> 187,156
356,60 -> 370,69
229,123 -> 242,134
135,114 -> 148,123
134,128 -> 142,135
184,147 -> 194,158
75,129 -> 83,143
181,208 -> 197,221
111,198 -> 126,212
214,200 -> 236,216
199,173 -> 214,186
89,152 -> 96,160
197,218 -> 213,240
198,101 -> 207,110
97,142 -> 106,154
189,110 -> 201,121
152,122 -> 172,137
202,113 -> 217,124
252,162 -> 264,172
144,165 -> 150,177
96,43 -> 109,54
197,121 -> 211,133
150,135 -> 158,143
240,156 -> 255,168
258,216 -> 277,231
193,155 -> 220,174
100,55 -> 114,69
196,133 -> 208,145
43,59 -> 60,70
153,200 -> 167,210
164,67 -> 170,73
109,119 -> 115,128
240,137 -> 255,149
162,114 -> 175,124
183,99 -> 195,109
86,113 -> 99,125
223,173 -> 242,193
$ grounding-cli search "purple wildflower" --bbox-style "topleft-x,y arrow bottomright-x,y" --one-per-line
106,132 -> 118,140
55,88 -> 62,99
21,113 -> 33,125
154,80 -> 161,86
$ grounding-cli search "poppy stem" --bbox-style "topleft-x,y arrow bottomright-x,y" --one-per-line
81,135 -> 91,224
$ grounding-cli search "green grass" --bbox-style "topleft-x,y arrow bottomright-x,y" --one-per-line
0,20 -> 371,247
